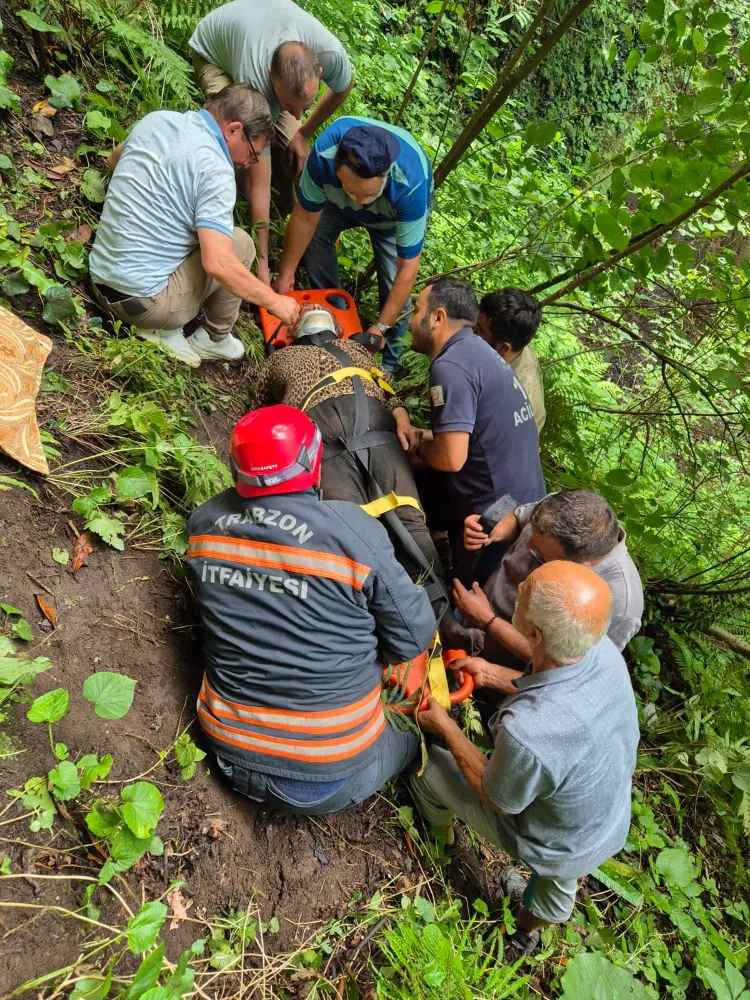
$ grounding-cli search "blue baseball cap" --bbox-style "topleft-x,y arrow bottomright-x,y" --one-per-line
337,125 -> 400,178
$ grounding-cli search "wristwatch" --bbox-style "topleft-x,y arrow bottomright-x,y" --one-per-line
373,321 -> 388,334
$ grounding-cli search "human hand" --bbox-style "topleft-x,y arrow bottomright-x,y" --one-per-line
270,294 -> 300,328
451,657 -> 521,696
256,258 -> 270,286
288,132 -> 310,177
417,695 -> 452,735
394,411 -> 423,454
464,513 -> 490,551
452,578 -> 494,629
365,325 -> 387,353
272,270 -> 296,295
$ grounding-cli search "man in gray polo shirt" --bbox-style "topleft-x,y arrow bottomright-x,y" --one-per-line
89,85 -> 299,367
411,560 -> 639,960
189,0 -> 354,284
445,490 -> 643,673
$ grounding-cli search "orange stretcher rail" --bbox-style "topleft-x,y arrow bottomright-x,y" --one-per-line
385,647 -> 474,715
259,288 -> 362,352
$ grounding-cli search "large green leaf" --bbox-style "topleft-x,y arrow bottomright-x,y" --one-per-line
595,211 -> 629,251
115,466 -> 154,502
127,902 -> 168,954
0,650 -> 52,686
18,10 -> 62,31
126,942 -> 165,999
83,671 -> 137,719
654,847 -> 698,888
560,952 -> 655,999
44,73 -> 82,110
81,169 -> 107,203
69,968 -> 112,1000
27,687 -> 70,723
48,760 -> 81,801
42,285 -> 78,327
120,782 -> 163,839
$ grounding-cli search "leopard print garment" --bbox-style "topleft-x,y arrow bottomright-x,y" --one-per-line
252,338 -> 403,413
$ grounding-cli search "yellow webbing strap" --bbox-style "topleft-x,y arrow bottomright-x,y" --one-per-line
426,632 -> 451,710
360,491 -> 424,519
300,366 -> 395,412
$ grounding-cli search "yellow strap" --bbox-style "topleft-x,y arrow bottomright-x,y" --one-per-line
360,492 -> 424,518
426,632 -> 451,710
301,365 -> 395,412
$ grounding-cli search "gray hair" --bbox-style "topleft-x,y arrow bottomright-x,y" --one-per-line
531,490 -> 619,562
522,577 -> 613,664
270,41 -> 322,99
204,84 -> 273,145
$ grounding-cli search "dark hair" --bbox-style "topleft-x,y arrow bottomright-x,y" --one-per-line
425,278 -> 479,325
531,490 -> 619,561
204,84 -> 273,145
478,287 -> 541,352
270,41 -> 321,99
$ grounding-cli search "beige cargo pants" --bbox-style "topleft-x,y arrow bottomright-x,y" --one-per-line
192,54 -> 301,217
92,227 -> 255,342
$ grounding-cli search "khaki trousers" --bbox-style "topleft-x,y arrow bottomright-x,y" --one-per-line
93,227 -> 255,341
192,54 -> 301,217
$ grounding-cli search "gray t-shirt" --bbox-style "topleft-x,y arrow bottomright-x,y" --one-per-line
480,500 -> 644,658
89,110 -> 236,297
484,636 -> 639,879
189,0 -> 352,125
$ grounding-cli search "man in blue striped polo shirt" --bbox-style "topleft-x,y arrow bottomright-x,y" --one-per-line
273,117 -> 433,373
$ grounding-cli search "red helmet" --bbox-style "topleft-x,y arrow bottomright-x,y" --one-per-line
228,405 -> 323,499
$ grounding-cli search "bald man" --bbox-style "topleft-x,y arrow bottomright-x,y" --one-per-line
411,561 -> 639,961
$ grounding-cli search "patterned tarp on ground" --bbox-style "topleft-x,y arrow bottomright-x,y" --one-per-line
0,305 -> 52,475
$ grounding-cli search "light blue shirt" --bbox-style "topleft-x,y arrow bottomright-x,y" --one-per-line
89,110 -> 236,297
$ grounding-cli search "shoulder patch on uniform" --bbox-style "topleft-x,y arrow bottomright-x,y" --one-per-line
431,384 -> 444,406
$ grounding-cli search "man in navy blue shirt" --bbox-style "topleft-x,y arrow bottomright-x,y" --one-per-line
274,118 -> 433,373
411,278 -> 546,583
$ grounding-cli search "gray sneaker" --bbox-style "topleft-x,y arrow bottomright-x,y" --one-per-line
499,866 -> 528,912
499,868 -> 541,961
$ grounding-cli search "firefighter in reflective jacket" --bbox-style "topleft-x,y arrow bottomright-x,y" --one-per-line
186,404 -> 436,815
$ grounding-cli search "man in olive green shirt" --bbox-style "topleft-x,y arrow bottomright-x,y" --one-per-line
475,288 -> 546,434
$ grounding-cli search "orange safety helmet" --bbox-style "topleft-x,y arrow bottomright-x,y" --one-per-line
228,405 -> 323,499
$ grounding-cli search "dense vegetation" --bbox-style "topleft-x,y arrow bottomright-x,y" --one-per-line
1,0 -> 749,996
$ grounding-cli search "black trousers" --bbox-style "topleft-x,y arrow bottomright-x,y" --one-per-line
309,396 -> 442,585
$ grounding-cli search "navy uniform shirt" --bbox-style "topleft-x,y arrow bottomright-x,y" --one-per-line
429,327 -> 546,515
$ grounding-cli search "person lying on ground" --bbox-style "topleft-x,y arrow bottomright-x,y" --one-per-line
89,85 -> 299,368
411,560 -> 639,962
409,278 -> 546,586
273,119 -> 432,374
251,303 -> 445,606
475,287 -> 546,434
189,0 -> 354,285
186,404 -> 436,815
448,490 -> 644,682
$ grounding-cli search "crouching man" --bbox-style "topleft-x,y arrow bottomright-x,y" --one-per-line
186,404 -> 436,814
89,85 -> 299,367
411,560 -> 639,960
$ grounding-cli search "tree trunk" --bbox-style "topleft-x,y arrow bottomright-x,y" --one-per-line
434,0 -> 593,188
704,625 -> 750,662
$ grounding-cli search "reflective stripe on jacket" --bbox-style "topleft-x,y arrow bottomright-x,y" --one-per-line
186,487 -> 436,780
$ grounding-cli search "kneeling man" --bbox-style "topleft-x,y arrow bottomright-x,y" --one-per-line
89,85 -> 298,367
187,405 -> 436,814
411,560 -> 639,959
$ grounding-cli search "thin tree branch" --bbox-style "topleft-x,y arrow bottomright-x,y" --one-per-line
393,0 -> 450,127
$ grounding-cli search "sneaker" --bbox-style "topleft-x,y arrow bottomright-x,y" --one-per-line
503,928 -> 541,962
187,324 -> 245,361
499,866 -> 528,912
135,327 -> 201,368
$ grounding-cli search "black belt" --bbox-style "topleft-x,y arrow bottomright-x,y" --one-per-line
93,282 -> 134,304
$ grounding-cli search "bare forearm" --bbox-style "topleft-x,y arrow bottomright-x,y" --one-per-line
441,719 -> 496,807
278,206 -> 321,273
107,144 -> 124,171
247,163 -> 271,262
299,83 -> 353,140
209,255 -> 277,309
486,618 -> 533,662
378,259 -> 419,327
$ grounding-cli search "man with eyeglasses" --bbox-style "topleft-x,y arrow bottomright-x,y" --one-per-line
443,490 -> 644,723
189,0 -> 355,286
89,85 -> 299,367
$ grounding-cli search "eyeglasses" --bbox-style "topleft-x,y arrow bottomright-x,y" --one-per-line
242,126 -> 260,165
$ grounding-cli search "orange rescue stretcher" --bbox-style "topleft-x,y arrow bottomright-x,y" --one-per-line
385,642 -> 474,715
259,288 -> 384,354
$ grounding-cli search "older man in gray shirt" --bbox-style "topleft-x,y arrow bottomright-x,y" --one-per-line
412,560 -> 640,960
448,489 -> 643,665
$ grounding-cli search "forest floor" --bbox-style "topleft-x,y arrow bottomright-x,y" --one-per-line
0,41 -> 515,995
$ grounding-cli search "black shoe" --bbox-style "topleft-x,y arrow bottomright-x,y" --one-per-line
503,928 -> 541,962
